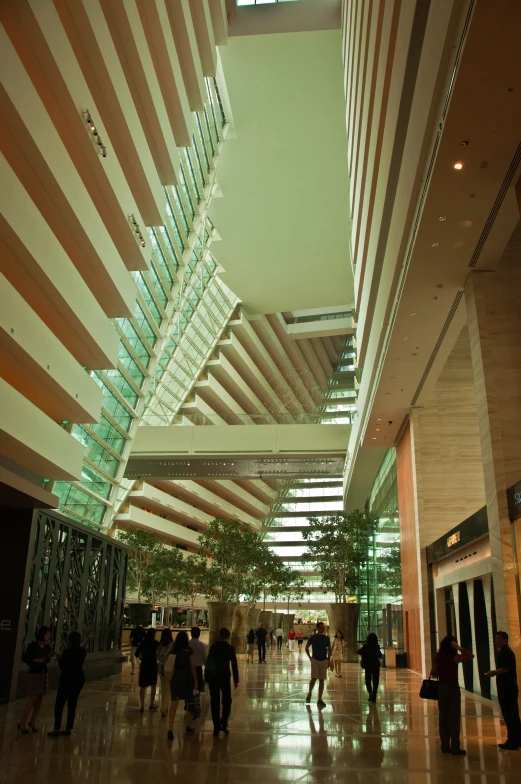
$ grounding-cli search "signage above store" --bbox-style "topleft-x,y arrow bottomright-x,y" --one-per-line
447,531 -> 461,547
426,506 -> 488,564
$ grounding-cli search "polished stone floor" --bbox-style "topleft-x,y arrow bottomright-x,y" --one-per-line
1,643 -> 519,783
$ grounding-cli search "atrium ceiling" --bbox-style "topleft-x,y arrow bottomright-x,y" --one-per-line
209,27 -> 353,316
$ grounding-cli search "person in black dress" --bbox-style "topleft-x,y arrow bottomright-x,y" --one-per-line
167,630 -> 198,741
130,624 -> 146,676
18,626 -> 52,733
136,627 -> 159,712
255,624 -> 267,663
357,633 -> 383,703
205,627 -> 239,736
47,632 -> 87,737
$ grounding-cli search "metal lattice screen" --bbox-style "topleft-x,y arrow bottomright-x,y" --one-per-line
22,511 -> 127,655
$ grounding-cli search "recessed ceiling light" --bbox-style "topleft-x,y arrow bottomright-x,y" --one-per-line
372,437 -> 377,440
439,216 -> 447,222
410,312 -> 416,316
377,417 -> 382,421
396,358 -> 400,361
390,376 -> 395,380
376,428 -> 380,431
431,242 -> 439,247
454,162 -> 463,170
403,337 -> 408,341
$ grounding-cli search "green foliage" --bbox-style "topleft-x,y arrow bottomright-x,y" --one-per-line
183,553 -> 216,607
302,509 -> 378,603
198,517 -> 263,602
377,543 -> 402,598
118,528 -> 160,603
145,546 -> 187,608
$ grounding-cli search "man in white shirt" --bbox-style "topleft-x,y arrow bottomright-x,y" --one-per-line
275,627 -> 284,651
189,626 -> 207,692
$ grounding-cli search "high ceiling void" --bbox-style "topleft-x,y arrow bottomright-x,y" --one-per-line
210,29 -> 353,316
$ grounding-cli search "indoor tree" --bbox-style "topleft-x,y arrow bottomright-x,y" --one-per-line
302,509 -> 378,603
198,517 -> 262,602
118,529 -> 160,603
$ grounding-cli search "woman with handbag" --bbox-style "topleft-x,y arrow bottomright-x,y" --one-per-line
167,630 -> 198,742
357,633 -> 382,702
432,635 -> 474,756
157,628 -> 174,717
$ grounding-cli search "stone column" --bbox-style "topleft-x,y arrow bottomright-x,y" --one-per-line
271,612 -> 283,630
246,606 -> 261,635
465,260 -> 521,658
327,603 -> 360,662
231,604 -> 249,653
283,613 -> 295,651
258,610 -> 271,632
207,601 -> 237,647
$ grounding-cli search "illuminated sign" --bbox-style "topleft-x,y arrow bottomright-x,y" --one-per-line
447,531 -> 461,548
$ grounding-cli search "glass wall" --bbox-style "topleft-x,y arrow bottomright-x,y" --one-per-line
54,80 -> 237,529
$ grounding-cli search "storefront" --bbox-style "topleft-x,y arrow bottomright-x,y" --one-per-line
426,508 -> 497,700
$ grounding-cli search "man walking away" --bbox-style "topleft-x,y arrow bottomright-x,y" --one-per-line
305,622 -> 331,708
276,626 -> 284,651
189,626 -> 207,693
256,624 -> 267,663
486,631 -> 521,750
205,628 -> 239,736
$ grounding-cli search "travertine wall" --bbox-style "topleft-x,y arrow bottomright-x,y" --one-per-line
397,326 -> 486,674
465,239 -> 521,657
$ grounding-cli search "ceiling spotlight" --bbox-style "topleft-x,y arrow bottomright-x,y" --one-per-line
431,242 -> 439,247
410,312 -> 416,316
453,162 -> 463,170
372,437 -> 377,440
439,216 -> 447,222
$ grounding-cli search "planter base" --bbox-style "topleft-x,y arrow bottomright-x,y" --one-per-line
327,603 -> 360,662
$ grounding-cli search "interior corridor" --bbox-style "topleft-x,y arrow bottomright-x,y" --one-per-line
1,647 -> 517,783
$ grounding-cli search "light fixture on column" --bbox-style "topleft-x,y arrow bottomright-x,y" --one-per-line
128,214 -> 147,248
83,110 -> 107,158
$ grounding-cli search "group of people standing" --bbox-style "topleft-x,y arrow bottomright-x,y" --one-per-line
433,630 -> 521,753
18,621 -> 520,754
130,624 -> 239,740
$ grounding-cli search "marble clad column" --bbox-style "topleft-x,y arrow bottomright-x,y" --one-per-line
282,613 -> 295,636
207,601 -> 237,647
231,603 -> 249,653
245,606 -> 261,636
465,257 -> 521,659
327,603 -> 360,662
258,610 -> 271,632
271,612 -> 283,630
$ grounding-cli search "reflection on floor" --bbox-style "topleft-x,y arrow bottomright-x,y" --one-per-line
1,645 -> 519,783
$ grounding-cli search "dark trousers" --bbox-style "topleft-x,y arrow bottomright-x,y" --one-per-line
54,678 -> 84,730
277,636 -> 283,650
195,665 -> 205,693
209,678 -> 232,730
498,686 -> 521,746
438,684 -> 461,751
258,642 -> 266,662
364,667 -> 380,696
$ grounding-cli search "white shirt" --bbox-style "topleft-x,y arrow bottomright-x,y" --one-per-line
275,628 -> 283,637
189,638 -> 207,667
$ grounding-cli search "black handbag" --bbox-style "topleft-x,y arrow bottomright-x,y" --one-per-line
419,675 -> 439,700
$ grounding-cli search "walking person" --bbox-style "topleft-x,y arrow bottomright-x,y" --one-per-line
485,631 -> 521,750
331,631 -> 345,678
305,622 -> 331,708
189,626 -> 207,693
18,626 -> 53,733
167,631 -> 198,741
358,633 -> 382,701
47,632 -> 87,737
276,625 -> 284,651
205,628 -> 239,736
157,628 -> 174,717
129,623 -> 146,676
136,627 -> 159,712
432,635 -> 474,755
256,623 -> 267,663
288,628 -> 296,652
297,630 -> 304,654
246,628 -> 255,664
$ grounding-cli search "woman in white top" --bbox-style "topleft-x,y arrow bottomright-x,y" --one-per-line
331,631 -> 345,678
